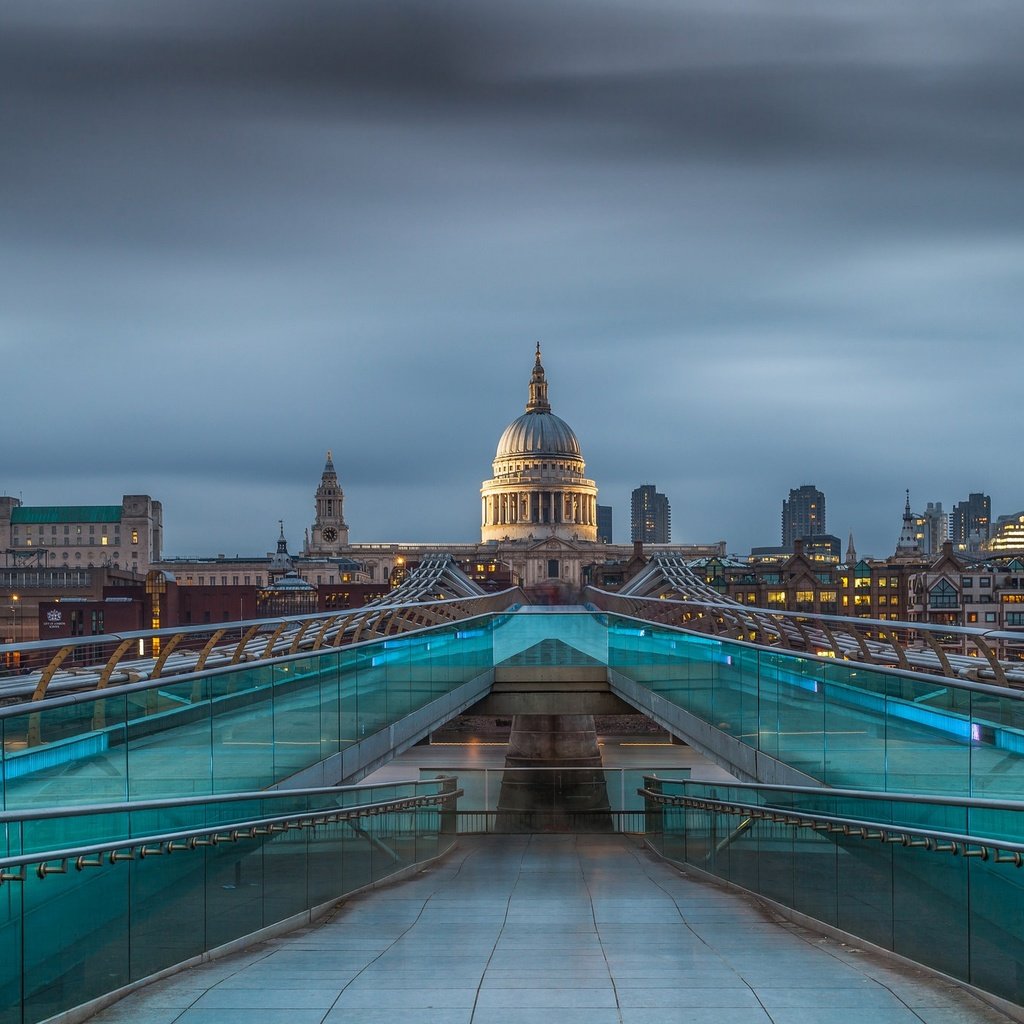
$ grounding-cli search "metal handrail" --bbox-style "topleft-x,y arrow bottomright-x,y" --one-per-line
593,587 -> 1024,645
0,584 -> 526,703
592,600 -> 1024,698
587,584 -> 1024,689
0,779 -> 452,823
640,789 -> 1024,866
641,778 -> 1024,812
0,789 -> 462,883
0,608 -> 504,718
0,589 -> 524,708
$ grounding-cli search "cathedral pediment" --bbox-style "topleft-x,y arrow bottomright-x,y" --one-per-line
493,534 -> 593,554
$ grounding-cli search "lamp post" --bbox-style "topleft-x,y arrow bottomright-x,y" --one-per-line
10,594 -> 18,645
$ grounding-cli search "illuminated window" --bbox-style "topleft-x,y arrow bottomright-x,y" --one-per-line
967,612 -> 978,623
878,578 -> 887,588
819,591 -> 837,602
795,591 -> 814,603
929,579 -> 958,609
101,537 -> 108,546
854,594 -> 872,607
767,591 -> 786,606
131,530 -> 139,544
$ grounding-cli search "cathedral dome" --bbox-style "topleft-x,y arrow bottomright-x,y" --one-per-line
495,411 -> 581,460
480,345 -> 598,544
493,344 -> 584,463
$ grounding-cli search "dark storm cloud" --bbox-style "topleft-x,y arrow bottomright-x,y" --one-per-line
2,0 -> 1023,556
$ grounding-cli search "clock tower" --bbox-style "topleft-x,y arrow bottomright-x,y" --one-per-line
306,450 -> 349,554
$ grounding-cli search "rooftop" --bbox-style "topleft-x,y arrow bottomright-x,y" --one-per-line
10,505 -> 123,524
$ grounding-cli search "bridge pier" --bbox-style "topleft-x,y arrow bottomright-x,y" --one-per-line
496,713 -> 613,831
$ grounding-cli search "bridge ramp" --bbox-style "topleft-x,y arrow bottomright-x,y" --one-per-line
82,835 -> 1015,1024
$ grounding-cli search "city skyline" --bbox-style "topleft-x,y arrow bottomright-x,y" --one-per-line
2,2 -> 1023,559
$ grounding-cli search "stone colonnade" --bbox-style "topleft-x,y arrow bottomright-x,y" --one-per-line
482,490 -> 597,529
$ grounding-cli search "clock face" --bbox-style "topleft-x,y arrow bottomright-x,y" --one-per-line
322,526 -> 338,544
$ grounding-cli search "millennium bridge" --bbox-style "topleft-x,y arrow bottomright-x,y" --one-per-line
2,556 -> 1024,1024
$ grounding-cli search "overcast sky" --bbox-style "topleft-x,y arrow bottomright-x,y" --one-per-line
2,0 -> 1022,559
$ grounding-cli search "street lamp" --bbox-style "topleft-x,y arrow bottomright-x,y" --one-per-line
9,594 -> 19,645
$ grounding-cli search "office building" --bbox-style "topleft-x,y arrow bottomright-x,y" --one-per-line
597,505 -> 613,544
951,493 -> 991,553
631,485 -> 671,544
782,485 -> 825,548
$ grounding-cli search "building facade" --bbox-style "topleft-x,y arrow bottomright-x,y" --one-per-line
907,547 -> 1024,660
1,494 -> 162,574
596,505 -> 613,544
631,485 -> 671,544
781,485 -> 825,548
988,512 -> 1024,554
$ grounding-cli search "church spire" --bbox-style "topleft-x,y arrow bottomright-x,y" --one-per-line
846,530 -> 857,565
322,449 -> 337,481
895,489 -> 921,556
526,343 -> 551,413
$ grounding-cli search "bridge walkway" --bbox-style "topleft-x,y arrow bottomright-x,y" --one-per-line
83,834 -> 1014,1024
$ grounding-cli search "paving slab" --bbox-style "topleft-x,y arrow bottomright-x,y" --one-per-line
84,834 -> 1019,1024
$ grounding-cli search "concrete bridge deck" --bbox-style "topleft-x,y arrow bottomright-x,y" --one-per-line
84,835 -> 1014,1024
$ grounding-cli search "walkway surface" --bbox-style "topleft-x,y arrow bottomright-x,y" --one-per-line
86,835 -> 1014,1024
